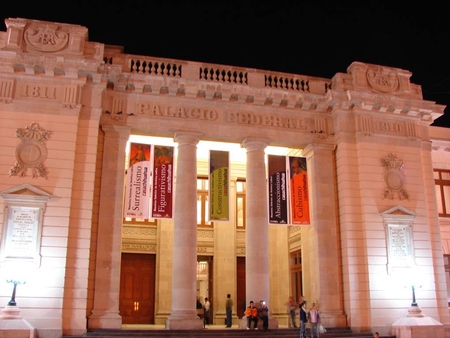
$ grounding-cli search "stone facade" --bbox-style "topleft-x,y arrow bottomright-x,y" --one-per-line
0,18 -> 449,337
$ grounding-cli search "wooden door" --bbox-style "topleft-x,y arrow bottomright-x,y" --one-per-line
119,253 -> 156,324
236,257 -> 246,318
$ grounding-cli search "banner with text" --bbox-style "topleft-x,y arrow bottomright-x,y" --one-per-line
124,143 -> 151,218
289,156 -> 310,225
209,150 -> 229,221
268,155 -> 288,224
151,145 -> 174,218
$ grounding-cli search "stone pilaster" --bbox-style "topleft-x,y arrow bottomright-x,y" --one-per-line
303,143 -> 346,327
88,124 -> 130,329
166,132 -> 203,330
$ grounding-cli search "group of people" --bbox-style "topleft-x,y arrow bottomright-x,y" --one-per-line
286,296 -> 321,338
246,300 -> 269,331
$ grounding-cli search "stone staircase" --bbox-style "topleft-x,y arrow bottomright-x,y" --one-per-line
63,327 -> 396,338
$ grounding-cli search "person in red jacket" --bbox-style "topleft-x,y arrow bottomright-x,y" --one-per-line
246,300 -> 258,330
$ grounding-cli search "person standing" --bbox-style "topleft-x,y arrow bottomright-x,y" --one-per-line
286,296 -> 298,328
204,297 -> 211,325
258,300 -> 269,332
225,294 -> 233,328
309,302 -> 320,338
246,300 -> 258,330
299,301 -> 308,338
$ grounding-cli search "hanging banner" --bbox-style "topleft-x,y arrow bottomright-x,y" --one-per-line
124,143 -> 151,218
209,150 -> 229,221
268,155 -> 288,224
289,156 -> 310,224
151,145 -> 174,218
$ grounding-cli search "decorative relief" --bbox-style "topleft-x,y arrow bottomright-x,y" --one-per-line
122,243 -> 156,253
10,122 -> 51,179
0,79 -> 14,103
381,153 -> 409,200
122,226 -> 156,236
24,23 -> 69,52
198,229 -> 214,238
367,67 -> 399,93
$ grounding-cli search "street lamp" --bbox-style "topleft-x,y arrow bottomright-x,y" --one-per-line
6,279 -> 26,306
410,284 -> 421,307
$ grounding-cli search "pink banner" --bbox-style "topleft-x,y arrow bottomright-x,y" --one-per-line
124,143 -> 151,218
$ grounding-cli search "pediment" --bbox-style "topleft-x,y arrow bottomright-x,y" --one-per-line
380,205 -> 415,222
0,183 -> 51,203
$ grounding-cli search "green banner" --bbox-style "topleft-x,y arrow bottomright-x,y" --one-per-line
209,150 -> 229,221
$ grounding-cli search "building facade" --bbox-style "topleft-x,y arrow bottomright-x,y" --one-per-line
0,18 -> 449,337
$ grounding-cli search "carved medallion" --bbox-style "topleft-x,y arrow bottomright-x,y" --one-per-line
381,153 -> 409,200
24,23 -> 69,52
10,122 -> 51,179
367,67 -> 399,93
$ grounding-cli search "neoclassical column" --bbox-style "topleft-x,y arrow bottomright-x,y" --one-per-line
302,143 -> 346,327
242,138 -> 269,304
88,123 -> 130,329
166,132 -> 203,330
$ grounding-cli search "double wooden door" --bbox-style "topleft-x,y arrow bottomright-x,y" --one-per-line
119,253 -> 156,324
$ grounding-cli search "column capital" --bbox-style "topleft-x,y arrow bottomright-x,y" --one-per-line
100,123 -> 131,140
241,138 -> 270,152
303,143 -> 335,158
174,132 -> 201,146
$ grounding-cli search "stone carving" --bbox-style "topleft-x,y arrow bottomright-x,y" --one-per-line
10,122 -> 51,179
367,66 -> 399,93
24,23 -> 69,52
381,153 -> 409,200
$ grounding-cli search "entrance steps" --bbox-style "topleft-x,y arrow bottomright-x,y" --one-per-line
63,327 -> 396,338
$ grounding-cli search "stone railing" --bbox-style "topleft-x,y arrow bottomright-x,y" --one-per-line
103,49 -> 332,95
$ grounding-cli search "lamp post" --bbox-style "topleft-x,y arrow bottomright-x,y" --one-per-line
410,284 -> 419,307
6,279 -> 26,306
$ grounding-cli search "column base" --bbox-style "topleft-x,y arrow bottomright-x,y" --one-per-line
165,315 -> 204,330
0,314 -> 36,338
88,310 -> 122,329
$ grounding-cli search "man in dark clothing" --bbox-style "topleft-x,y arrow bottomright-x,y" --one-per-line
299,301 -> 308,338
258,300 -> 269,331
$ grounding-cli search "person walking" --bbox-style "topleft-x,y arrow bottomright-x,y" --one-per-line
204,297 -> 211,325
309,302 -> 320,338
299,301 -> 308,338
225,294 -> 233,328
246,300 -> 259,330
286,296 -> 298,328
258,300 -> 269,332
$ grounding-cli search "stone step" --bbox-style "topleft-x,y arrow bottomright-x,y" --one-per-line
62,327 -> 396,338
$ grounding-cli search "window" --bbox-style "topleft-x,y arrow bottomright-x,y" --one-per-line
434,169 -> 450,217
236,179 -> 246,229
197,177 -> 212,227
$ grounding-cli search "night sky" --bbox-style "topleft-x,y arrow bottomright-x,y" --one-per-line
2,1 -> 450,128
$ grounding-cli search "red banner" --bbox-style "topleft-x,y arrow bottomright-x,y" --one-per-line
151,145 -> 174,218
289,156 -> 310,225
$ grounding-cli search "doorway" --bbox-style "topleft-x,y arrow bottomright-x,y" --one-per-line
197,256 -> 213,324
119,253 -> 156,324
236,257 -> 246,318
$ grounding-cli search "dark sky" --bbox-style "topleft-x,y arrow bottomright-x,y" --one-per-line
2,1 -> 450,128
